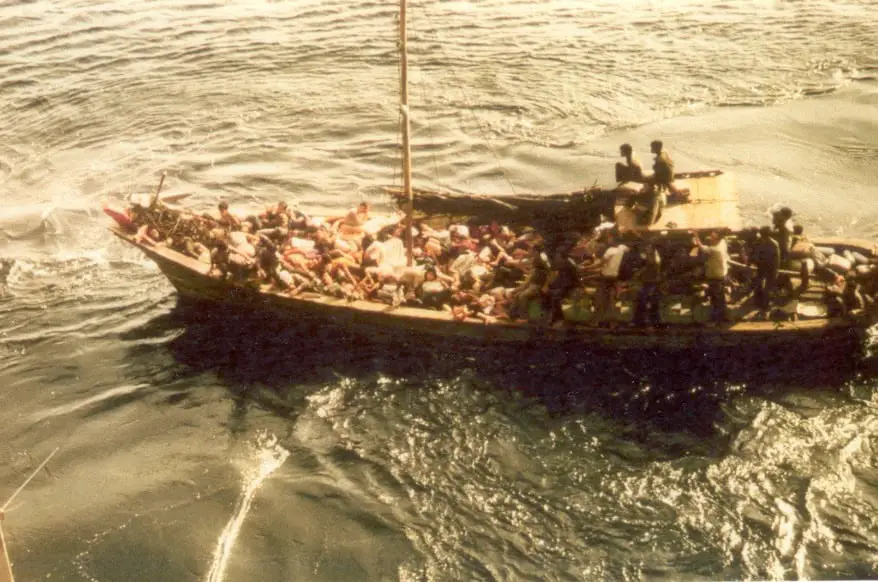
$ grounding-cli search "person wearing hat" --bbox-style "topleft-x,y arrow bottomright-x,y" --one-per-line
615,143 -> 645,184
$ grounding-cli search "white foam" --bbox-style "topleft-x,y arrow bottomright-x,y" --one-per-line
205,431 -> 289,582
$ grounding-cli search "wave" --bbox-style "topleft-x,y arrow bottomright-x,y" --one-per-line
0,203 -> 100,243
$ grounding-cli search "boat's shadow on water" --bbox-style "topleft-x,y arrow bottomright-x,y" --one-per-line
149,302 -> 878,453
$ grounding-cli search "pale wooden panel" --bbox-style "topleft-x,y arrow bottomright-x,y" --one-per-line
616,171 -> 741,233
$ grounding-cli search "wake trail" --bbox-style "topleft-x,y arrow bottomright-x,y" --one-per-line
205,433 -> 290,582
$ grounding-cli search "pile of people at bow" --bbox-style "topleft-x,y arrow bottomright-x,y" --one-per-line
111,188 -> 878,327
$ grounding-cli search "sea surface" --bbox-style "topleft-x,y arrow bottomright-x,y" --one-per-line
1,0 -> 877,580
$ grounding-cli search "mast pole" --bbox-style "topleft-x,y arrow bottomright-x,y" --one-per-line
400,0 -> 414,266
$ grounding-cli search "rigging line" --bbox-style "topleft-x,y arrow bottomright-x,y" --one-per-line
414,3 -> 519,195
2,447 -> 59,512
393,12 -> 402,190
406,8 -> 443,189
0,522 -> 13,582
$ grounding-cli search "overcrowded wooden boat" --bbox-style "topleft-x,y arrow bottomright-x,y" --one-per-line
105,0 -> 878,361
106,166 -> 878,355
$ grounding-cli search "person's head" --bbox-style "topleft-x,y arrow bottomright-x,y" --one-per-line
602,228 -> 616,244
759,225 -> 772,238
708,230 -> 723,244
773,206 -> 793,224
315,229 -> 332,244
424,267 -> 437,281
620,143 -> 633,157
793,224 -> 804,236
358,201 -> 370,213
218,201 -> 229,212
277,201 -> 288,212
650,140 -> 663,154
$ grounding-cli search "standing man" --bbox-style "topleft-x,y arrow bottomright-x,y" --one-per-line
644,140 -> 675,225
547,248 -> 580,326
593,230 -> 629,325
615,143 -> 644,184
771,206 -> 794,267
633,239 -> 663,328
650,140 -> 675,190
694,230 -> 730,324
750,226 -> 780,319
512,244 -> 552,321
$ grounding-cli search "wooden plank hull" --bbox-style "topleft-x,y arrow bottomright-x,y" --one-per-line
112,228 -> 875,360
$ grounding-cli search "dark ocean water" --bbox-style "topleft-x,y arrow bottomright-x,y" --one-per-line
1,0 -> 877,580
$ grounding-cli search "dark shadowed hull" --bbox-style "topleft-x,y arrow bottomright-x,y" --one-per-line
111,228 -> 876,374
386,170 -> 732,235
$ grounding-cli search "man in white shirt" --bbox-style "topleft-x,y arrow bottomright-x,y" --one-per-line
594,231 -> 629,325
694,230 -> 730,324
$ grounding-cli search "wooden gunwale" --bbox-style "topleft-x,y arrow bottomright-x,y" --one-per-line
110,226 -> 875,351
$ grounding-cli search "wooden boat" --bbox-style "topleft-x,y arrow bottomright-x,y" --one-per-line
107,1 -> 878,360
108,220 -> 878,353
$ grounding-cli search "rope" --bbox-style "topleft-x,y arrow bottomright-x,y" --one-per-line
410,3 -> 519,195
2,448 -> 59,512
394,12 -> 402,191
413,44 -> 442,187
0,447 -> 60,582
0,523 -> 13,582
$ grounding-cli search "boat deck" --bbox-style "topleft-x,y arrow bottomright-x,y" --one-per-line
615,171 -> 742,233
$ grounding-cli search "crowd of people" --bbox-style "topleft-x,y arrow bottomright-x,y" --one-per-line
113,152 -> 877,328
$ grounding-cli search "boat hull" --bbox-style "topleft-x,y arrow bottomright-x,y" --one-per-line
113,229 -> 873,362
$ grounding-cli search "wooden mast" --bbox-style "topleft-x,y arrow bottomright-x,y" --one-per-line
400,0 -> 414,266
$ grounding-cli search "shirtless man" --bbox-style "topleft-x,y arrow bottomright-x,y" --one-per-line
615,143 -> 645,184
260,201 -> 291,233
335,201 -> 371,237
640,140 -> 678,225
217,201 -> 241,229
